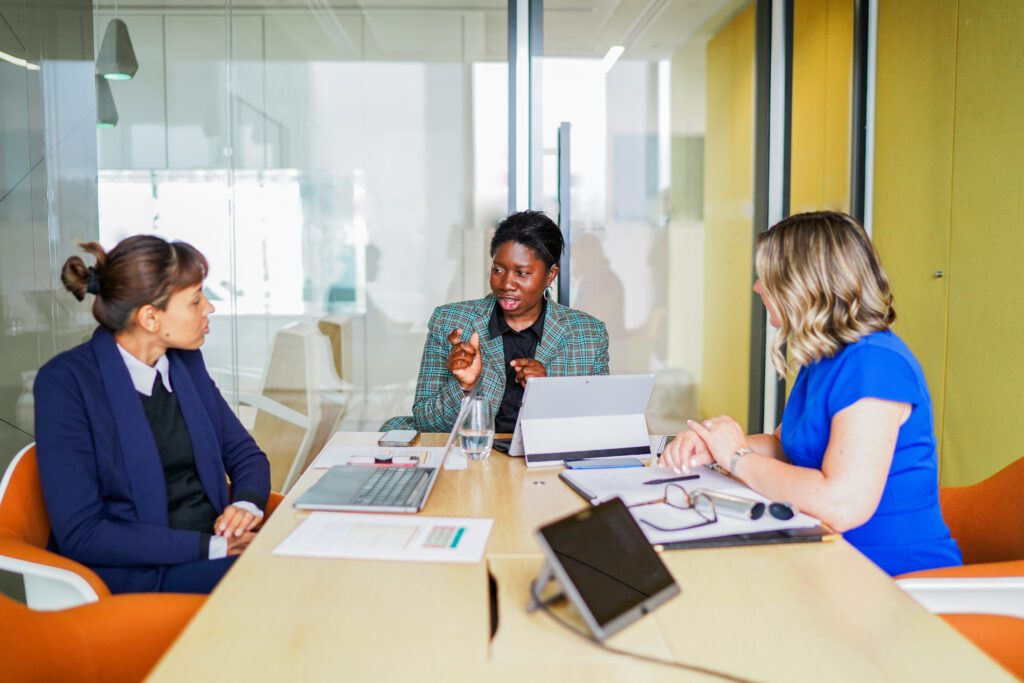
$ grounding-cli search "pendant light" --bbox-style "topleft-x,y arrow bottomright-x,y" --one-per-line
96,18 -> 138,81
96,75 -> 118,128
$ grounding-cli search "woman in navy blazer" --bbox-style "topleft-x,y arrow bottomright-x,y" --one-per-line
34,236 -> 271,594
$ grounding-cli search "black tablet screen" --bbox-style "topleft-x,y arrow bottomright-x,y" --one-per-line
539,498 -> 677,628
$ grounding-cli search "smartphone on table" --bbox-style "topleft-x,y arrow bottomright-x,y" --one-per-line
378,429 -> 419,447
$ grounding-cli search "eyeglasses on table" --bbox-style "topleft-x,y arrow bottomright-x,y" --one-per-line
628,484 -> 718,533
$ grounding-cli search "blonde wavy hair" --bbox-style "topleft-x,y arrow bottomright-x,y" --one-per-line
756,211 -> 896,375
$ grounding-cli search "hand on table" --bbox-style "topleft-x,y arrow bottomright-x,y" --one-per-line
446,328 -> 481,390
660,415 -> 749,473
685,415 -> 750,471
659,429 -> 713,474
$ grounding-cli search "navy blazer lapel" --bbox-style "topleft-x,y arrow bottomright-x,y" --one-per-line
168,353 -> 228,511
91,328 -> 168,525
536,301 -> 569,368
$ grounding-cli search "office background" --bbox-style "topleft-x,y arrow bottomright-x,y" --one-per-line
1,0 -> 1020,595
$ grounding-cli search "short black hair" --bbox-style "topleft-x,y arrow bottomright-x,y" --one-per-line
490,211 -> 563,269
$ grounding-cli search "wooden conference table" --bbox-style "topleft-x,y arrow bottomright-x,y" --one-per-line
148,433 -> 1011,682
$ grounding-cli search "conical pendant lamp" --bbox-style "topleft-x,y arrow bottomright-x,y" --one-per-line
96,18 -> 137,81
96,75 -> 118,127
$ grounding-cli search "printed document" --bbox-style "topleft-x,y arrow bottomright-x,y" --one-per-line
273,513 -> 494,564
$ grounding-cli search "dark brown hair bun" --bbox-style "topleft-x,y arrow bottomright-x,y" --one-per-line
60,236 -> 208,332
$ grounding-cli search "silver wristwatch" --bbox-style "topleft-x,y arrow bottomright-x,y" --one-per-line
729,447 -> 754,475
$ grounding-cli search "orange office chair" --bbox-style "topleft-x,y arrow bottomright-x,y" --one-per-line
939,454 -> 1024,564
0,444 -> 110,608
0,590 -> 204,683
1,443 -> 285,609
265,490 -> 284,519
896,455 -> 1024,680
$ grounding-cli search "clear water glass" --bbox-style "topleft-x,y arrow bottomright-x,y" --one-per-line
459,396 -> 494,461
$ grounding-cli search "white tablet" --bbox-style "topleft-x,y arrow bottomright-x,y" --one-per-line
507,374 -> 655,467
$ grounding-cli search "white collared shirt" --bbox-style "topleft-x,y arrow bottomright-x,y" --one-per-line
116,343 -> 173,396
115,343 -> 261,559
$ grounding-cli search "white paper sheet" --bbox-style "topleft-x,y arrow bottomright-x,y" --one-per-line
561,464 -> 739,506
273,512 -> 494,564
310,446 -> 449,469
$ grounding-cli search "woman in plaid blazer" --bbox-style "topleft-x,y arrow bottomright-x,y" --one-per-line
385,211 -> 609,434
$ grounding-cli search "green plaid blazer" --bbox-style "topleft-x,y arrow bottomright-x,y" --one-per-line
382,294 -> 609,433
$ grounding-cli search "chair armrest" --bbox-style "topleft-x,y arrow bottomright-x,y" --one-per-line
896,576 -> 1024,618
237,393 -> 312,428
0,536 -> 109,608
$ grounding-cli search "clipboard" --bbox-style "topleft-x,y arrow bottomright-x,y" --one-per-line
654,525 -> 837,550
559,467 -> 836,550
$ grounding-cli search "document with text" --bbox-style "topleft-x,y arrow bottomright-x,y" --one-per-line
273,512 -> 494,564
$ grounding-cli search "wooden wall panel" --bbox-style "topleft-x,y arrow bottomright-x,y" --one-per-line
872,0 -> 957,467
941,0 -> 1024,485
790,0 -> 852,214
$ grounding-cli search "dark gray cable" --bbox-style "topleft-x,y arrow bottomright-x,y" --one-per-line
529,582 -> 761,683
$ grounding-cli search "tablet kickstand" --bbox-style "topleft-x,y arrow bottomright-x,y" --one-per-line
527,561 -> 567,613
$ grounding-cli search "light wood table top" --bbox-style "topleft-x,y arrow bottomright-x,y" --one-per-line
147,433 -> 1012,682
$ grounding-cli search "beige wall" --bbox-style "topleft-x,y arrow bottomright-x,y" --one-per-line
701,3 -> 755,429
873,0 -> 1024,485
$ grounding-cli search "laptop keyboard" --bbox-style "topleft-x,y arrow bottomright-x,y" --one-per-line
351,467 -> 432,508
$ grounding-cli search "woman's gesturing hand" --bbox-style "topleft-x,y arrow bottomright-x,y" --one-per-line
509,358 -> 547,387
446,328 -> 482,390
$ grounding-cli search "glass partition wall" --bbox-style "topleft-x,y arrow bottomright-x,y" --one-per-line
534,0 -> 757,433
94,1 -> 508,488
92,0 -> 760,488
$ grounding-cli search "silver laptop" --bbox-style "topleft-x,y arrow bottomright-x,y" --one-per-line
294,386 -> 477,513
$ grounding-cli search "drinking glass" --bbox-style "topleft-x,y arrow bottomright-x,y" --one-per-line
459,396 -> 494,461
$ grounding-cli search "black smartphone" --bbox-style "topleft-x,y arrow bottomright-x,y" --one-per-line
378,429 -> 419,447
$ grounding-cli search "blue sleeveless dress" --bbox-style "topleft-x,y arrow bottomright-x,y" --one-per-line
781,330 -> 962,575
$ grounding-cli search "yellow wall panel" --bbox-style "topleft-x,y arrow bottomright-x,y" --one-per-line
702,4 -> 755,429
822,0 -> 852,207
872,0 -> 957,466
790,0 -> 852,214
941,0 -> 1024,485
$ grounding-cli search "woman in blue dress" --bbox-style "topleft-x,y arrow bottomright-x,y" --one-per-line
661,211 -> 961,576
